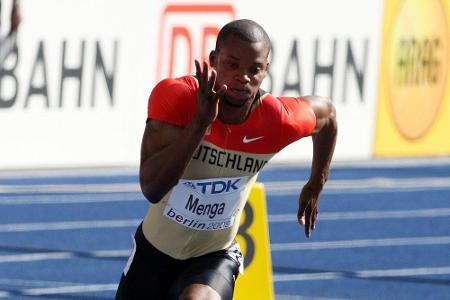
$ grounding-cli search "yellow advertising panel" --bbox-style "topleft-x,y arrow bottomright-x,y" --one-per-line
375,0 -> 450,156
234,183 -> 274,300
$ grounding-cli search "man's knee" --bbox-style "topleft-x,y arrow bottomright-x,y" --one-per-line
179,283 -> 222,300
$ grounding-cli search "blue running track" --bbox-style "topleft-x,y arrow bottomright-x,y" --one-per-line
0,160 -> 449,299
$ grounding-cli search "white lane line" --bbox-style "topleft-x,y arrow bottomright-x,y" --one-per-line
0,185 -> 447,206
0,250 -> 130,264
0,167 -> 137,179
2,205 -> 450,233
0,219 -> 141,232
0,278 -> 80,287
271,236 -> 450,251
265,177 -> 450,195
357,266 -> 450,277
1,177 -> 450,196
265,177 -> 450,190
0,194 -> 142,205
274,272 -> 343,282
273,266 -> 450,282
90,250 -> 131,257
1,237 -> 448,264
275,294 -> 346,300
0,183 -> 140,194
274,186 -> 450,196
0,283 -> 118,298
0,252 -> 74,263
269,208 -> 450,222
1,206 -> 447,233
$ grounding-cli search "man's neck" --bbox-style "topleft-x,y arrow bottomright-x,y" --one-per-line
218,100 -> 254,124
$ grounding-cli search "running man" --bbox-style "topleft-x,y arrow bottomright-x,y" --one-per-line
116,19 -> 337,300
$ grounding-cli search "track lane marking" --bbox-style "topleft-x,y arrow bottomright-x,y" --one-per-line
273,266 -> 450,282
271,236 -> 450,251
0,283 -> 117,298
269,208 -> 450,222
1,177 -> 450,196
1,236 -> 449,263
0,219 -> 141,232
1,207 -> 449,232
0,278 -> 81,287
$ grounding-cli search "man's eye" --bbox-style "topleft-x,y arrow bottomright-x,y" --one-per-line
249,67 -> 262,75
227,62 -> 239,69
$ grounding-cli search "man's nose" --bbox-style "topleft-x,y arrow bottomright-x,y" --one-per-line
235,72 -> 251,84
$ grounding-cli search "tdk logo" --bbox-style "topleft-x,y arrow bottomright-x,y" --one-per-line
194,179 -> 241,195
183,181 -> 196,190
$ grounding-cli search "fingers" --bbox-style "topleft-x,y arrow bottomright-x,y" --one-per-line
299,184 -> 322,238
306,205 -> 320,238
215,84 -> 227,100
298,196 -> 308,225
195,60 -> 224,101
311,208 -> 318,230
195,59 -> 201,78
299,199 -> 319,238
207,69 -> 216,92
297,205 -> 305,225
304,203 -> 312,238
202,61 -> 209,93
195,60 -> 204,93
194,60 -> 209,94
299,215 -> 305,225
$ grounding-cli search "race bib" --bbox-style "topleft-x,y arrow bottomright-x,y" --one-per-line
164,176 -> 248,231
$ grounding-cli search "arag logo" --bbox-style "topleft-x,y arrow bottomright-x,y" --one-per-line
156,4 -> 236,81
387,0 -> 449,139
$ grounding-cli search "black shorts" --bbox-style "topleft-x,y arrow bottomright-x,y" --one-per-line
115,224 -> 240,300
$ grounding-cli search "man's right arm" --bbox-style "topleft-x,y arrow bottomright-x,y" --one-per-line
139,60 -> 226,203
139,118 -> 210,203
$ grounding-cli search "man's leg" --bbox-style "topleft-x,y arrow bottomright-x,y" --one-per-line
178,283 -> 221,300
115,224 -> 178,300
168,251 -> 240,300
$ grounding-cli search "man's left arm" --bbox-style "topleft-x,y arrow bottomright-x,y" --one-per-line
298,96 -> 337,238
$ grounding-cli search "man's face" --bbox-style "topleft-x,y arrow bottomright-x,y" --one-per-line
210,35 -> 269,107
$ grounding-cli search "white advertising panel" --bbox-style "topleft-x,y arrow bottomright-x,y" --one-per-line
0,0 -> 383,168
1,0 -> 153,168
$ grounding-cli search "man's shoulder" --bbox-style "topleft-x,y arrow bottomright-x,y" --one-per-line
264,93 -> 311,110
260,91 -> 303,104
258,93 -> 314,121
148,76 -> 198,125
258,91 -> 285,111
155,75 -> 198,92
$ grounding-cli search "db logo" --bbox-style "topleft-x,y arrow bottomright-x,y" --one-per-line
156,4 -> 236,80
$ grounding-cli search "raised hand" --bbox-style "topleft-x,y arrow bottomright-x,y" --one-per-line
194,60 -> 227,125
297,182 -> 321,238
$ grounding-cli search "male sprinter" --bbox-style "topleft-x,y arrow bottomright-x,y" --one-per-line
116,19 -> 337,300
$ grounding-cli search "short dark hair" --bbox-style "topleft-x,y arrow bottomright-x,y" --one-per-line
215,19 -> 271,55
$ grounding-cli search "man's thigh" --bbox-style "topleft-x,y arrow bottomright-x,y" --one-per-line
115,225 -> 179,299
168,251 -> 240,300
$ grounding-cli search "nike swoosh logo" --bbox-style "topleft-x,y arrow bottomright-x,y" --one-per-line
243,136 -> 264,144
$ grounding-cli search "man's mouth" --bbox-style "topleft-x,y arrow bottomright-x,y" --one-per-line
227,88 -> 251,99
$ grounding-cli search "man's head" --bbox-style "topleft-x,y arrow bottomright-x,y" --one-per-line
209,19 -> 271,108
215,19 -> 271,56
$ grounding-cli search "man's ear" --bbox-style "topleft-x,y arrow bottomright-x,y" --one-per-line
209,50 -> 217,68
